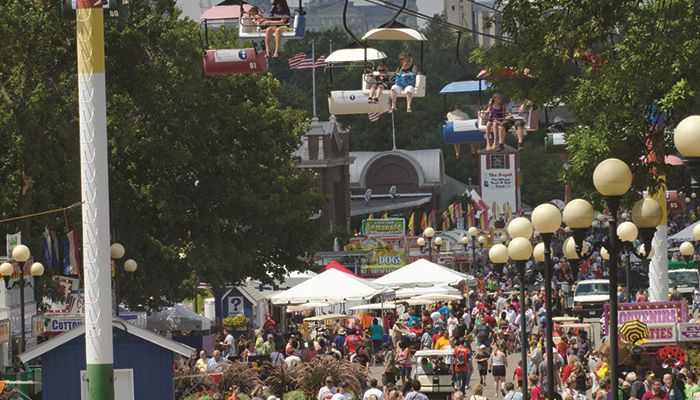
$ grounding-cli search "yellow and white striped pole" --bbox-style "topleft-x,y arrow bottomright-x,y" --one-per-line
76,1 -> 114,399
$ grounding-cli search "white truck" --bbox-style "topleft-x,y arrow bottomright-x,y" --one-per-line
668,269 -> 700,303
572,279 -> 610,320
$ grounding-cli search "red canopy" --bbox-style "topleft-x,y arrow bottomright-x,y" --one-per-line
200,4 -> 252,21
321,260 -> 358,276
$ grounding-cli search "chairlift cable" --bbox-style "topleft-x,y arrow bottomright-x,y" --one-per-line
464,0 -> 502,14
363,0 -> 513,43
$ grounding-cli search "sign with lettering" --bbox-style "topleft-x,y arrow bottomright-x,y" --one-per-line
604,301 -> 688,334
480,152 -> 519,226
642,324 -> 677,344
36,312 -> 147,336
678,323 -> 700,342
361,219 -> 406,236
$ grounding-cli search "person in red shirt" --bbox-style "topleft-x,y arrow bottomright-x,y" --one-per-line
512,360 -> 523,388
530,374 -> 544,400
641,379 -> 669,400
453,340 -> 471,392
344,329 -> 362,355
483,313 -> 497,329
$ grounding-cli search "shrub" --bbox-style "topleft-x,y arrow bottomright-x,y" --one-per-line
283,390 -> 307,400
294,356 -> 369,400
263,363 -> 302,397
223,315 -> 251,329
219,361 -> 263,394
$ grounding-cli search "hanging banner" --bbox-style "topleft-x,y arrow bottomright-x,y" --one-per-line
361,219 -> 405,236
6,232 -> 21,258
678,323 -> 700,342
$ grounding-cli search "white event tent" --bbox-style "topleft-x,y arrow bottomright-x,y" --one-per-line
669,220 -> 700,241
373,259 -> 472,288
270,268 -> 385,305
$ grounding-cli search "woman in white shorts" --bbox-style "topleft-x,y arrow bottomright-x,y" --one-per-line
390,52 -> 417,113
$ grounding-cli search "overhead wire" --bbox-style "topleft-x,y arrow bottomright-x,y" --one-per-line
0,202 -> 82,225
362,0 -> 514,43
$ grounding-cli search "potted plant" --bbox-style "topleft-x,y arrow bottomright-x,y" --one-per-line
223,315 -> 250,331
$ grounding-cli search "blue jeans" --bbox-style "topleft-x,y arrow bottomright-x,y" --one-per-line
454,370 -> 469,391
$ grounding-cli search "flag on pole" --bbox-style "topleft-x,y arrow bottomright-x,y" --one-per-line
479,211 -> 488,230
368,213 -> 374,220
368,111 -> 388,122
448,203 -> 456,223
288,52 -> 327,70
467,205 -> 476,227
429,210 -> 436,228
407,212 -> 415,236
420,212 -> 427,231
442,210 -> 450,231
62,230 -> 81,276
382,212 -> 389,219
42,227 -> 59,271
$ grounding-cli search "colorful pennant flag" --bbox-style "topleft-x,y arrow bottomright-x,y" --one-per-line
42,227 -> 60,271
429,210 -> 436,228
420,212 -> 427,232
407,212 -> 415,236
62,230 -> 81,276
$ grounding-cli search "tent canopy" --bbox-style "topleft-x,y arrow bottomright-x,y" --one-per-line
394,285 -> 460,299
669,220 -> 700,241
147,303 -> 211,332
270,268 -> 384,305
373,259 -> 472,288
321,260 -> 357,276
440,80 -> 491,94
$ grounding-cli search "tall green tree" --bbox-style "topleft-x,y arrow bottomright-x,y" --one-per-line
0,0 -> 324,311
472,0 -> 700,203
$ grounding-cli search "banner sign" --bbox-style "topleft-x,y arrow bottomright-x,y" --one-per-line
678,323 -> 700,342
640,323 -> 677,344
0,320 -> 9,343
36,312 -> 147,336
361,219 -> 405,236
6,232 -> 21,259
44,276 -> 83,314
604,301 -> 687,334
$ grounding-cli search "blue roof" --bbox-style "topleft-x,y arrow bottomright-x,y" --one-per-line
439,80 -> 491,94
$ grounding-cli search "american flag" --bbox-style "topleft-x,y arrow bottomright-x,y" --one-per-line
288,52 -> 327,70
368,111 -> 388,122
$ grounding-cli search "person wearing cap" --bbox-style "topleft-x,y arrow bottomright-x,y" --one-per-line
475,344 -> 490,386
318,377 -> 337,400
641,378 -> 669,400
334,329 -> 347,355
330,382 -> 350,400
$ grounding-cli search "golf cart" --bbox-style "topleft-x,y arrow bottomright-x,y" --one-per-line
413,350 -> 454,395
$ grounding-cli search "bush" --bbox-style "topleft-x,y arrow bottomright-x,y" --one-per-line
283,390 -> 306,400
294,356 -> 369,400
263,364 -> 302,397
223,315 -> 250,329
219,361 -> 263,394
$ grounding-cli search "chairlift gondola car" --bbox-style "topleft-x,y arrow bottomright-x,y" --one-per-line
238,0 -> 306,40
61,0 -> 129,19
475,68 -> 539,132
326,43 -> 392,115
200,0 -> 267,75
360,21 -> 428,99
440,80 -> 491,145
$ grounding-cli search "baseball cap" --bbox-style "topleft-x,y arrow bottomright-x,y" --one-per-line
479,344 -> 486,349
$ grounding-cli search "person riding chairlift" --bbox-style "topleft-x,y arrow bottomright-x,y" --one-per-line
263,0 -> 291,58
389,52 -> 417,113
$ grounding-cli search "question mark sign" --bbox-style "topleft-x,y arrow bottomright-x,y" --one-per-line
232,298 -> 242,313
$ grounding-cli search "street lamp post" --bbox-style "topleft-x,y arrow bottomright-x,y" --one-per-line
675,116 -> 700,196
468,226 -> 479,274
424,227 -> 436,262
617,221 -> 638,302
0,245 -> 44,353
110,243 -> 138,317
593,158 -> 634,400
532,203 -> 562,400
507,237 -> 533,400
680,241 -> 695,266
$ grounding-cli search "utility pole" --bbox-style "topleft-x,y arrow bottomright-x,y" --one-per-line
76,1 -> 114,398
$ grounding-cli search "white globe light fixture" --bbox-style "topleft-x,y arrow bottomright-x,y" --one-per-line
468,226 -> 479,237
593,158 -> 633,197
124,259 -> 138,273
423,227 -> 435,238
434,236 -> 444,247
489,244 -> 509,264
30,262 -> 45,277
617,222 -> 639,242
507,217 -> 533,239
601,247 -> 610,261
508,237 -> 533,261
12,245 -> 30,263
417,237 -> 426,247
631,198 -> 663,257
110,243 -> 125,260
0,263 -> 13,277
533,242 -> 545,262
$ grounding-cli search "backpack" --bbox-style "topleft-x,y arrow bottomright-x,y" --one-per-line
456,348 -> 466,366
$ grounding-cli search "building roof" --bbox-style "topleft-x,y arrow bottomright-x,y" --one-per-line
20,320 -> 194,363
349,149 -> 445,189
350,196 -> 432,216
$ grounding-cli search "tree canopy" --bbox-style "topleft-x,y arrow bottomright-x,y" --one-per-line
0,0 -> 324,309
472,0 -> 700,204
